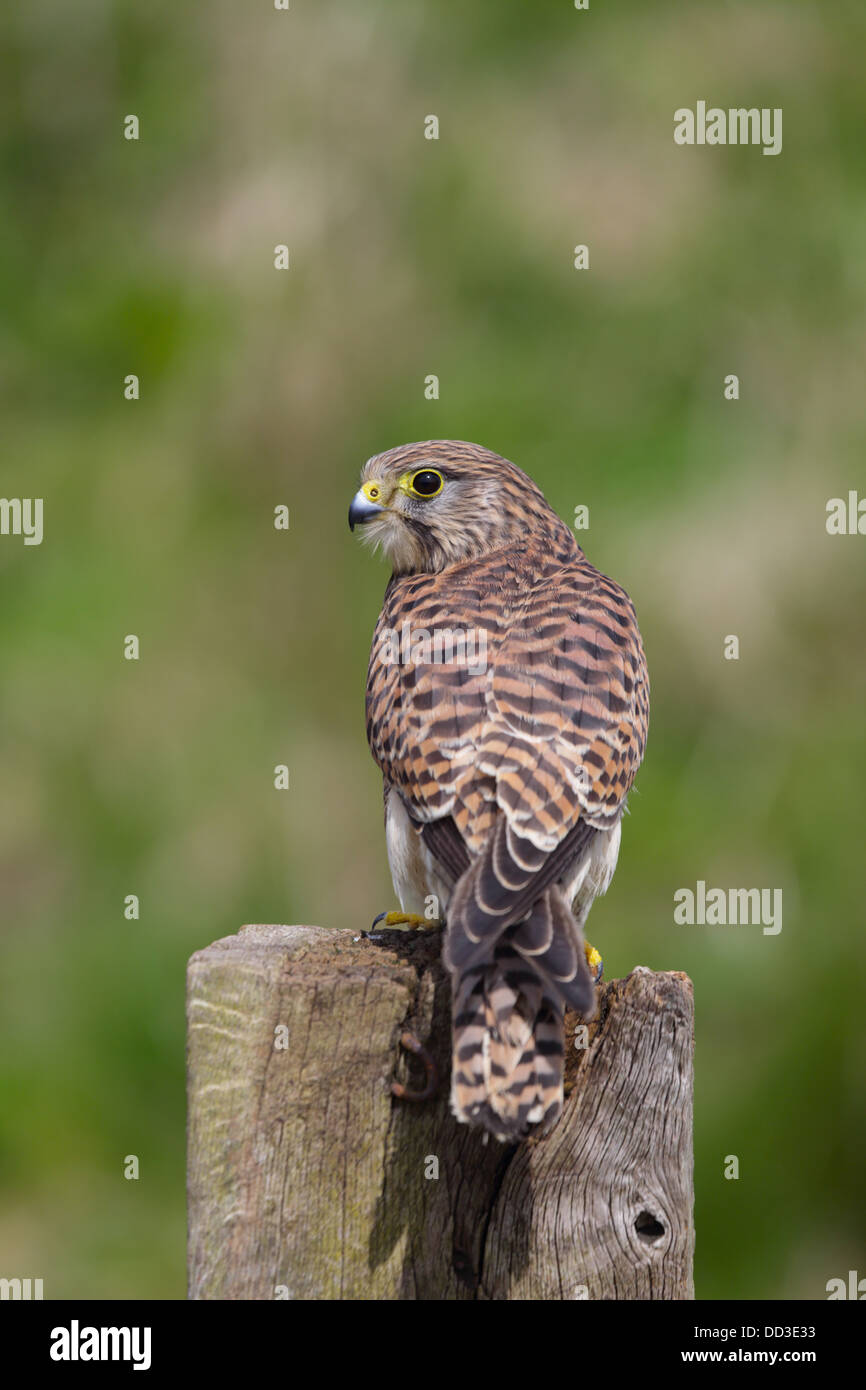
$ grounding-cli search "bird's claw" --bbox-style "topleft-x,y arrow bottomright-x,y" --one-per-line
585,941 -> 603,984
370,910 -> 442,933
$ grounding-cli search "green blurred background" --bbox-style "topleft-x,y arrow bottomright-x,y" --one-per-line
1,0 -> 864,1299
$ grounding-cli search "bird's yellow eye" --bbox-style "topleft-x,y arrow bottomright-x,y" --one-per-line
407,469 -> 444,498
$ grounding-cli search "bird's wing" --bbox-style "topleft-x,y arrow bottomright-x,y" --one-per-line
366,545 -> 648,979
482,555 -> 649,845
454,551 -> 648,990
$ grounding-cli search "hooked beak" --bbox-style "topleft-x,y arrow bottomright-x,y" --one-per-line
348,484 -> 385,531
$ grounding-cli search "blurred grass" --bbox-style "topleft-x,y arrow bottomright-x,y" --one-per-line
1,0 -> 864,1298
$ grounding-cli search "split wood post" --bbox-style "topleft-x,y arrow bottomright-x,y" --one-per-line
187,924 -> 694,1300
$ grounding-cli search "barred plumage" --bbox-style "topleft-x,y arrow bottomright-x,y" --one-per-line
351,441 -> 649,1140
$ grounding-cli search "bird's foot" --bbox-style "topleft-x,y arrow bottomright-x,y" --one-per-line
585,940 -> 603,984
370,910 -> 442,933
391,1030 -> 439,1103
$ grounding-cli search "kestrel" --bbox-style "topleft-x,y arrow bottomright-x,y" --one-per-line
350,441 -> 649,1141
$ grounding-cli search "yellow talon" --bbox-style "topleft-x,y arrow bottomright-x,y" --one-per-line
585,942 -> 603,983
371,911 -> 442,933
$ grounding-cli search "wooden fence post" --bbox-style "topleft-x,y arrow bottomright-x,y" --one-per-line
187,924 -> 694,1300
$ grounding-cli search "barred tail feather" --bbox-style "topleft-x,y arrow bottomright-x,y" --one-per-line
509,887 -> 597,1016
449,924 -> 582,1142
444,824 -> 600,1140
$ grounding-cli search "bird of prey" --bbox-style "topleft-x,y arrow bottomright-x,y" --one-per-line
349,441 -> 649,1141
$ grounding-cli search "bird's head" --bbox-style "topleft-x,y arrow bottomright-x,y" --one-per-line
348,440 -> 571,575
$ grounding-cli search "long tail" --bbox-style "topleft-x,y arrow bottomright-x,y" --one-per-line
448,886 -> 596,1141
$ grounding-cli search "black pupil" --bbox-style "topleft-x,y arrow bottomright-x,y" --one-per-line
413,470 -> 441,496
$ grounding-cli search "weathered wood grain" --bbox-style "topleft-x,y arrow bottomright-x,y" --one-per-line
187,925 -> 694,1300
